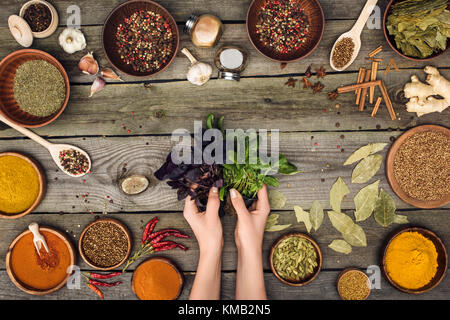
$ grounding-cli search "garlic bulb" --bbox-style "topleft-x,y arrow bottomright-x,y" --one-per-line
181,48 -> 212,86
79,52 -> 99,75
59,28 -> 86,54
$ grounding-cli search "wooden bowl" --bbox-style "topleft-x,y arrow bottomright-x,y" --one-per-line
386,124 -> 450,209
5,227 -> 76,295
102,0 -> 179,78
132,257 -> 184,300
269,232 -> 322,286
337,268 -> 371,300
246,0 -> 325,63
19,0 -> 59,38
383,0 -> 449,61
79,218 -> 132,271
0,49 -> 70,128
381,227 -> 448,294
0,152 -> 45,219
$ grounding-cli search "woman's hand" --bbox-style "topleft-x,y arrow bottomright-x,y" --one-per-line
231,185 -> 271,253
183,187 -> 223,255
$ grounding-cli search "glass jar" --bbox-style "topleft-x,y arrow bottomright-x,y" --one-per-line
184,14 -> 223,48
215,46 -> 248,81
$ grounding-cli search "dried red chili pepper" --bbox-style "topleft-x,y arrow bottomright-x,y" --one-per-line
150,230 -> 189,245
88,283 -> 104,300
88,272 -> 121,279
142,217 -> 159,244
89,279 -> 123,287
154,243 -> 178,252
176,243 -> 188,251
152,241 -> 176,249
147,229 -> 182,240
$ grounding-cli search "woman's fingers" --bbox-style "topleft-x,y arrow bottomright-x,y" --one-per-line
256,184 -> 270,214
183,195 -> 199,219
206,187 -> 220,216
230,189 -> 250,217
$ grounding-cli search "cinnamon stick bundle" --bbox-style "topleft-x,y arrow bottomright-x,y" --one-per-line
359,72 -> 372,111
337,80 -> 381,94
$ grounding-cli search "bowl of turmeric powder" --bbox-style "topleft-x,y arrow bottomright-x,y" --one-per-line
0,152 -> 45,219
382,227 -> 448,294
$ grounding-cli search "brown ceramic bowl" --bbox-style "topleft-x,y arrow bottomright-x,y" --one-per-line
383,0 -> 449,61
269,232 -> 322,286
381,227 -> 448,294
79,218 -> 132,271
0,49 -> 70,127
5,227 -> 76,295
132,257 -> 184,300
386,124 -> 450,209
337,268 -> 371,300
246,0 -> 325,63
0,152 -> 45,219
102,0 -> 179,78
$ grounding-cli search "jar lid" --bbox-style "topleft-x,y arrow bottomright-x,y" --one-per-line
184,14 -> 198,34
8,15 -> 33,47
218,71 -> 240,81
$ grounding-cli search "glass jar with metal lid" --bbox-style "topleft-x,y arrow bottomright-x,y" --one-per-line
184,14 -> 223,48
215,46 -> 248,81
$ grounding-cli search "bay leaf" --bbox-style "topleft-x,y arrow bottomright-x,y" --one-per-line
374,189 -> 396,227
394,214 -> 409,224
344,143 -> 388,165
354,180 -> 380,222
268,190 -> 286,209
351,154 -> 383,184
330,177 -> 350,212
328,239 -> 352,254
265,224 -> 292,232
265,214 -> 279,230
309,200 -> 324,231
294,206 -> 312,233
327,210 -> 354,234
342,223 -> 367,247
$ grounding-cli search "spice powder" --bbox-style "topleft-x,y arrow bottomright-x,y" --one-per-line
338,270 -> 371,300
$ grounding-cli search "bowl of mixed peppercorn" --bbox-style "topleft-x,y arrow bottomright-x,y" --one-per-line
102,0 -> 179,78
247,0 -> 325,62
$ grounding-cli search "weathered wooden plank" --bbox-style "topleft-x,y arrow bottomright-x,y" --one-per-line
0,269 -> 448,300
0,71 -> 448,137
0,0 -> 392,26
0,211 -> 448,272
1,22 -> 448,83
0,133 -> 448,213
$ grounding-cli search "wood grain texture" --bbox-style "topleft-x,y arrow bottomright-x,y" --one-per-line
0,0 -> 392,26
0,133 -> 448,213
0,70 -> 448,137
1,23 -> 449,83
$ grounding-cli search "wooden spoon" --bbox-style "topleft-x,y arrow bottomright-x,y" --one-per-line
0,114 -> 91,177
330,0 -> 379,71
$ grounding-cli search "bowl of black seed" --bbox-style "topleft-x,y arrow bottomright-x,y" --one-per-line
79,218 -> 132,270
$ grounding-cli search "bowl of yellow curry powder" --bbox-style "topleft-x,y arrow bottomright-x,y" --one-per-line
382,227 -> 448,294
0,152 -> 45,219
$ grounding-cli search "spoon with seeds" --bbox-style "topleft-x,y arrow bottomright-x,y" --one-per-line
0,114 -> 91,177
330,0 -> 379,71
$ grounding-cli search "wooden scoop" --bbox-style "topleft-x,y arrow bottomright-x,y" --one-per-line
0,114 -> 91,177
28,222 -> 49,257
330,0 -> 379,71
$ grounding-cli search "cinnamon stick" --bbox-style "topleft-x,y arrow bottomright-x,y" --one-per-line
370,61 -> 379,104
379,81 -> 396,120
371,97 -> 382,117
355,67 -> 365,95
359,72 -> 371,111
368,45 -> 383,57
337,80 -> 381,94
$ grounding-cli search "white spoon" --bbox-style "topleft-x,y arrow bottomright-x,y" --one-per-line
28,222 -> 49,257
0,114 -> 91,177
330,0 -> 379,71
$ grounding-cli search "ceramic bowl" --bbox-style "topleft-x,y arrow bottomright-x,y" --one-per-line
5,227 -> 76,295
102,0 -> 179,78
79,218 -> 132,271
269,232 -> 322,286
19,0 -> 59,38
382,227 -> 448,294
0,152 -> 45,219
383,0 -> 449,61
246,0 -> 325,62
0,49 -> 70,127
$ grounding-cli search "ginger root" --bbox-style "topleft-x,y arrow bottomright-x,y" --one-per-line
404,66 -> 449,117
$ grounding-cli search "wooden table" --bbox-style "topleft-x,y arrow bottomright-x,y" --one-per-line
0,0 -> 449,300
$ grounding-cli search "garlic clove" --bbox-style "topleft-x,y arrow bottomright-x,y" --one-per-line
187,62 -> 212,86
101,68 -> 123,81
79,52 -> 99,75
89,77 -> 105,97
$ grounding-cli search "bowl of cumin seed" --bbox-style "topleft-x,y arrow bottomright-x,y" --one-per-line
386,125 -> 450,209
0,49 -> 69,127
79,218 -> 132,271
